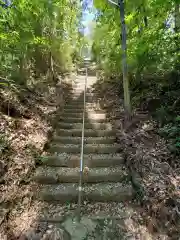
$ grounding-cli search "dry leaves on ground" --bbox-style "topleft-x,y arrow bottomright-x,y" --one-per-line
0,79 -> 71,239
92,78 -> 180,238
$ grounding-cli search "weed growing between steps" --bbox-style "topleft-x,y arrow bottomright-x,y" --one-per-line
0,77 -> 71,239
92,77 -> 180,239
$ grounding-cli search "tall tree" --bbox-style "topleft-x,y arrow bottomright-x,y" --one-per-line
119,0 -> 131,116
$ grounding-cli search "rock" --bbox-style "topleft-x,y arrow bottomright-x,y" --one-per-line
62,216 -> 97,240
48,225 -> 53,229
142,122 -> 154,131
62,218 -> 87,240
25,229 -> 41,240
42,227 -> 70,240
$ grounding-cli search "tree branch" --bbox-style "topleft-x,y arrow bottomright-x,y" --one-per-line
107,0 -> 119,7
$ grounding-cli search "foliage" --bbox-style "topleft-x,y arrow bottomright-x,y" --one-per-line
93,0 -> 179,77
159,116 -> 180,154
92,0 -> 180,154
35,155 -> 49,166
0,0 -> 83,86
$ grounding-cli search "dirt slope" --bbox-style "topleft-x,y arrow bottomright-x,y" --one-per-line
92,77 -> 180,239
0,76 -> 72,239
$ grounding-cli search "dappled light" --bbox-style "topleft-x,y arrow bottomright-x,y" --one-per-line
87,110 -> 106,122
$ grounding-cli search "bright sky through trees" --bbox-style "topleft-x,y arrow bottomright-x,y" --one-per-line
82,0 -> 95,35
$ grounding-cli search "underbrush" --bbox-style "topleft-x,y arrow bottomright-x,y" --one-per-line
96,70 -> 180,160
129,71 -> 180,160
93,73 -> 180,238
159,116 -> 180,155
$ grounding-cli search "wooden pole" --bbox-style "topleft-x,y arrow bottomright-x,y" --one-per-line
118,0 -> 131,117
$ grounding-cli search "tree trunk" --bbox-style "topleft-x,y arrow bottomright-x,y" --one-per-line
175,3 -> 180,34
175,3 -> 180,70
48,2 -> 57,81
118,0 -> 131,116
19,52 -> 27,84
142,5 -> 148,28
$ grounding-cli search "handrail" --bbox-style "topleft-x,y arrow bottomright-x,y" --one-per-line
77,67 -> 87,221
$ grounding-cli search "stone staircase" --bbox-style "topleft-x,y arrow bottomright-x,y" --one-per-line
34,75 -> 133,208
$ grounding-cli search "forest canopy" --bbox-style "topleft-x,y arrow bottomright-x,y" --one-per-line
92,0 -> 180,153
0,0 -> 84,85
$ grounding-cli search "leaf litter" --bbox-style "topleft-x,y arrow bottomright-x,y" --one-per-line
0,78 -> 72,239
92,77 -> 180,239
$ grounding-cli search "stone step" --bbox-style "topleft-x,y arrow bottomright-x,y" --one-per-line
58,117 -> 83,123
55,129 -> 115,137
65,100 -> 93,105
49,144 -> 119,154
41,154 -> 124,167
71,86 -> 85,89
63,108 -> 84,113
70,89 -> 90,93
64,103 -> 84,108
61,112 -> 83,118
63,108 -> 104,114
38,202 -> 131,223
61,112 -> 106,119
34,166 -> 127,184
58,117 -> 106,124
56,122 -> 112,130
71,93 -> 93,97
71,91 -> 85,95
67,98 -> 93,103
37,183 -> 133,202
64,103 -> 96,109
52,136 -> 115,144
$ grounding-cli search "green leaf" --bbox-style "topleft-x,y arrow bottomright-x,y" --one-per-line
175,142 -> 180,148
0,82 -> 8,87
37,156 -> 49,163
175,116 -> 180,122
